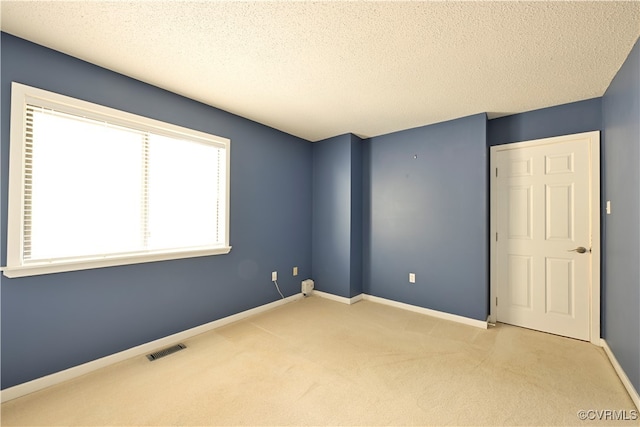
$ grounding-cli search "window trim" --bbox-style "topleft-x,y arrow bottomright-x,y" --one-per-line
3,82 -> 231,278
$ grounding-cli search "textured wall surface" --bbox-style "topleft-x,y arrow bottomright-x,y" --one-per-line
0,33 -> 313,389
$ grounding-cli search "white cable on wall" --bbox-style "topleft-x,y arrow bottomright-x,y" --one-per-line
273,280 -> 285,299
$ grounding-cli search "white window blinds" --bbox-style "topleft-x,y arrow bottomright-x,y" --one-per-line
25,105 -> 147,261
4,83 -> 230,277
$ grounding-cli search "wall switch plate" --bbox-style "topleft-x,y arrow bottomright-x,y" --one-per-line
272,271 -> 277,281
293,266 -> 298,276
606,200 -> 611,215
409,273 -> 416,283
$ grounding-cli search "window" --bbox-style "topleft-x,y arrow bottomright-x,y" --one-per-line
3,82 -> 231,278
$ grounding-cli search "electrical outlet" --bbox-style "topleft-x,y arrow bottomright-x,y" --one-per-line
272,271 -> 277,281
409,273 -> 416,283
293,266 -> 298,276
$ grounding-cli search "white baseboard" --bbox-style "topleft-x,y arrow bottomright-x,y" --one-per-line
313,290 -> 363,305
6,290 -> 633,411
363,294 -> 488,329
601,339 -> 640,410
313,290 -> 486,329
1,291 -> 488,402
1,293 -> 303,403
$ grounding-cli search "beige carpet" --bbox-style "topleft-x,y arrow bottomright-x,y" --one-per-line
1,296 -> 637,426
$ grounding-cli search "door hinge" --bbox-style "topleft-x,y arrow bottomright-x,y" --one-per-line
496,297 -> 498,306
496,232 -> 498,242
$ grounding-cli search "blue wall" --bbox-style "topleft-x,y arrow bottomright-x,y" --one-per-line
0,33 -> 313,389
363,114 -> 488,320
3,30 -> 639,398
350,134 -> 364,298
311,134 -> 363,298
488,98 -> 602,146
602,37 -> 640,393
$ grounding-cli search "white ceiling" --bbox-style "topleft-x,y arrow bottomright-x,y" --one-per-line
2,1 -> 639,142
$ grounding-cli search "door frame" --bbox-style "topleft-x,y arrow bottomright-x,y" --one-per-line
489,131 -> 601,345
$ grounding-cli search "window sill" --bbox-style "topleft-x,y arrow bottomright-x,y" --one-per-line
1,246 -> 232,278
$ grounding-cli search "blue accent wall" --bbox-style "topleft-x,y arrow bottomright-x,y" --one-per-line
602,37 -> 640,393
0,33 -> 313,389
363,114 -> 488,320
311,134 -> 363,298
350,134 -> 364,297
3,29 -> 638,399
488,98 -> 602,146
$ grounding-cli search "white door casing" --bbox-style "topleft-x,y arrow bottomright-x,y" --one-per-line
490,132 -> 600,343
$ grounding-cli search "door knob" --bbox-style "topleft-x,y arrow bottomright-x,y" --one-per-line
568,247 -> 588,254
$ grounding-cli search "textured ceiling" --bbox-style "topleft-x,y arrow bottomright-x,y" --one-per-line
2,1 -> 639,142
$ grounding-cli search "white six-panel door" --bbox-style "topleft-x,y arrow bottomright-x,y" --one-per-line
491,132 -> 600,342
